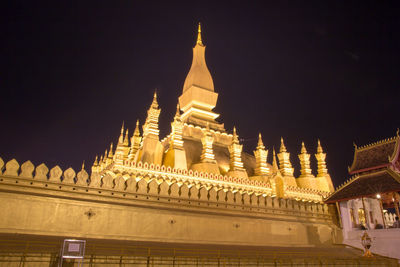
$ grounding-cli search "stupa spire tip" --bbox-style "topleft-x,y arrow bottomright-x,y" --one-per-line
197,22 -> 203,46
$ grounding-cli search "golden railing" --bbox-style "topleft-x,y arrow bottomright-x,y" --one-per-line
0,239 -> 398,266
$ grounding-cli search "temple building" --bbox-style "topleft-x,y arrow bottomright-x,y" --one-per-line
1,24 -> 398,266
92,24 -> 334,199
326,131 -> 400,259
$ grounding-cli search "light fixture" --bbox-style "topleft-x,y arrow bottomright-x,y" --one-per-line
376,194 -> 381,199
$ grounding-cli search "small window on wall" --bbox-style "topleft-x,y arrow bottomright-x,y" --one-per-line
358,208 -> 366,226
369,211 -> 374,223
350,208 -> 356,227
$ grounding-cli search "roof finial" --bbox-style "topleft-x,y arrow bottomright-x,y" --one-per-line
257,133 -> 264,148
272,147 -> 279,173
118,122 -> 125,143
280,137 -> 287,152
301,141 -> 307,154
317,139 -> 323,153
81,161 -> 85,170
197,22 -> 203,46
175,103 -> 180,118
108,143 -> 114,158
124,129 -> 129,145
232,126 -> 239,143
151,90 -> 159,108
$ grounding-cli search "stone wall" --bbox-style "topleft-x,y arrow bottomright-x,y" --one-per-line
0,157 -> 339,247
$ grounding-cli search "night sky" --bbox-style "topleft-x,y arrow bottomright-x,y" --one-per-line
1,1 -> 399,187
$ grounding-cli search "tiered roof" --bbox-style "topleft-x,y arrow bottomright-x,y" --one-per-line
326,131 -> 400,203
349,133 -> 399,174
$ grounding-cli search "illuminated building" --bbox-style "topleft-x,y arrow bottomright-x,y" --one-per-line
3,24 -> 392,266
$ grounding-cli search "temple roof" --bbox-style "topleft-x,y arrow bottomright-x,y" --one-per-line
348,134 -> 399,174
325,168 -> 400,203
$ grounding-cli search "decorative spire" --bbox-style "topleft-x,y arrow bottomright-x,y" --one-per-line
317,139 -> 323,153
123,129 -> 129,146
301,141 -> 307,154
229,127 -> 244,171
128,120 -> 142,161
197,22 -> 203,46
200,123 -> 216,163
232,126 -> 239,143
91,157 -> 98,173
118,122 -> 125,144
315,140 -> 328,177
81,161 -> 85,170
142,91 -> 161,140
257,133 -> 265,149
272,148 -> 279,174
108,143 -> 114,158
174,103 -> 181,121
298,142 -> 312,177
151,91 -> 159,109
93,155 -> 98,167
280,137 -> 287,152
179,22 -> 220,128
254,133 -> 269,176
277,138 -> 294,177
170,104 -> 184,150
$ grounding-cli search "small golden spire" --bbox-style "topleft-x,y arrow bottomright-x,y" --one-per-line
108,143 -> 114,158
301,142 -> 307,154
134,120 -> 140,136
93,155 -> 98,166
257,133 -> 264,147
118,122 -> 125,144
151,90 -> 159,108
81,161 -> 85,170
280,137 -> 287,152
232,126 -> 239,143
124,129 -> 129,146
272,147 -> 279,173
197,22 -> 203,46
174,103 -> 181,119
317,139 -> 323,153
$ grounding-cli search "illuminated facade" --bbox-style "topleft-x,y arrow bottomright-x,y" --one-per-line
92,24 -> 334,201
0,25 -> 348,265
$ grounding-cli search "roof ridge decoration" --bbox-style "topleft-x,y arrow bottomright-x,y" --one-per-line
355,133 -> 399,151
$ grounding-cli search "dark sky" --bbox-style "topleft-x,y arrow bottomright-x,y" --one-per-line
1,1 -> 399,187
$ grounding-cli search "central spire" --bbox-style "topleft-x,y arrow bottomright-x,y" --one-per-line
197,23 -> 203,46
182,23 -> 214,93
179,23 -> 224,131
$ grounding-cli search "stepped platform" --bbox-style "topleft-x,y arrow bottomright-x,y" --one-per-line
0,234 -> 398,266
